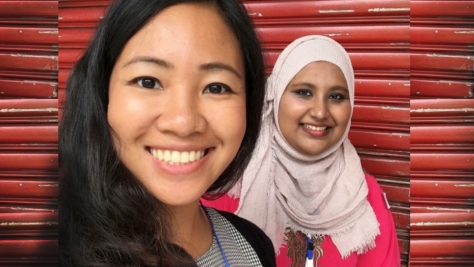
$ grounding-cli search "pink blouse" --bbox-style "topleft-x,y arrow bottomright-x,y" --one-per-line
202,173 -> 401,267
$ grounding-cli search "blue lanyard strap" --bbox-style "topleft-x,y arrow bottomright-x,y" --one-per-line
203,207 -> 231,267
307,235 -> 314,260
305,234 -> 314,267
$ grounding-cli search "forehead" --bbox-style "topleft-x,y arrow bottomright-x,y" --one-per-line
116,3 -> 243,68
291,61 -> 347,85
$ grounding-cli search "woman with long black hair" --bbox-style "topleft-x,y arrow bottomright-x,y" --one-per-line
59,0 -> 274,266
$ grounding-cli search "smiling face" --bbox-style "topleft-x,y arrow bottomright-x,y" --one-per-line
278,61 -> 351,156
107,3 -> 246,208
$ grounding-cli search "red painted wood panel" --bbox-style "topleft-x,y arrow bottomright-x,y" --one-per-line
0,99 -> 58,115
411,26 -> 474,45
411,239 -> 474,257
379,183 -> 410,204
360,156 -> 410,177
411,205 -> 474,213
259,25 -> 410,45
0,69 -> 57,81
59,6 -> 108,27
0,240 -> 57,257
0,78 -> 57,98
351,122 -> 408,133
411,78 -> 473,98
0,212 -> 57,230
411,179 -> 474,199
411,99 -> 474,117
411,125 -> 474,144
411,144 -> 474,152
356,78 -> 410,98
0,53 -> 58,72
411,69 -> 474,81
392,210 -> 410,230
0,126 -> 57,144
0,1 -> 58,17
352,104 -> 409,124
0,27 -> 57,45
0,153 -> 57,171
411,153 -> 474,171
349,129 -> 409,151
411,1 -> 474,17
411,43 -> 474,53
244,0 -> 409,20
411,211 -> 474,231
58,28 -> 94,46
59,0 -> 111,8
398,238 -> 409,256
411,52 -> 474,71
1,1 -> 59,266
410,259 -> 474,266
410,197 -> 474,206
0,180 -> 57,199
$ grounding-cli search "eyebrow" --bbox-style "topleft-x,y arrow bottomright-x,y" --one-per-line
289,82 -> 349,92
122,56 -> 242,79
289,82 -> 316,89
200,62 -> 242,79
123,56 -> 173,69
330,85 -> 349,92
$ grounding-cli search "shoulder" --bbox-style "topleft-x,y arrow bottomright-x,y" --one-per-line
364,173 -> 392,227
215,209 -> 276,267
364,173 -> 388,209
358,173 -> 401,267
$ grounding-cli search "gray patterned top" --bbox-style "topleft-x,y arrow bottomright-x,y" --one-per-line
196,208 -> 263,267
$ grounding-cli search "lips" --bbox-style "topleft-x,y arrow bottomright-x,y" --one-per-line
149,148 -> 207,165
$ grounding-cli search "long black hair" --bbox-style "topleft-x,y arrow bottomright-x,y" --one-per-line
59,0 -> 265,266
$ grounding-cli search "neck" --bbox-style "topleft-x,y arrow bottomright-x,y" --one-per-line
168,201 -> 213,259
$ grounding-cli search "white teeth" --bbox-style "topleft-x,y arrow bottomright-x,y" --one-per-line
150,149 -> 205,165
164,150 -> 171,161
304,124 -> 327,131
171,151 -> 179,163
180,151 -> 189,164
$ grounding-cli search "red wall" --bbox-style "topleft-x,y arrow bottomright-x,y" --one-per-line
0,1 -> 59,266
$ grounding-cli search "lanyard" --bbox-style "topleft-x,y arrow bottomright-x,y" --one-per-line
203,207 -> 231,267
305,234 -> 314,267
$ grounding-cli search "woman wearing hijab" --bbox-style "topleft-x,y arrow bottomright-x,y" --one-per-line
203,35 -> 400,267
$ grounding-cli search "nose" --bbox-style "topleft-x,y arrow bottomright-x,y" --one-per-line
155,91 -> 207,137
309,98 -> 329,120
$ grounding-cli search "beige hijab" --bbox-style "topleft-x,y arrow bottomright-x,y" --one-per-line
232,35 -> 380,258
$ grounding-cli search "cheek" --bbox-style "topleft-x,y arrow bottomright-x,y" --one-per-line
335,103 -> 352,131
279,101 -> 308,131
229,105 -> 247,142
209,103 -> 247,144
107,87 -> 153,143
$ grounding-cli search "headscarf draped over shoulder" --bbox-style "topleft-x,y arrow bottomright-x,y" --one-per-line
232,35 -> 380,258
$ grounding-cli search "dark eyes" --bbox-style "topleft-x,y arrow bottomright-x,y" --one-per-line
204,83 -> 233,94
329,93 -> 345,100
294,89 -> 312,97
293,90 -> 347,101
131,78 -> 232,94
134,77 -> 162,89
